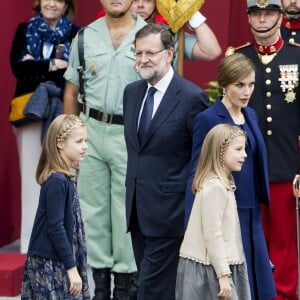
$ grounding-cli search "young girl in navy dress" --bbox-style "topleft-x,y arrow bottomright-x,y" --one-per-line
176,124 -> 251,300
21,114 -> 90,299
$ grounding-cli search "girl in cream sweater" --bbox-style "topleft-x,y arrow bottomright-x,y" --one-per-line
176,124 -> 251,300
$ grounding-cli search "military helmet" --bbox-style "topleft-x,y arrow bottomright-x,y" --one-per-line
247,0 -> 282,12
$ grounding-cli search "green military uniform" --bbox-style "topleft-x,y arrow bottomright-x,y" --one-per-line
64,14 -> 146,274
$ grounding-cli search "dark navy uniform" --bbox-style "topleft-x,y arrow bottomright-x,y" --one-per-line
281,16 -> 300,44
236,40 -> 300,182
227,37 -> 300,299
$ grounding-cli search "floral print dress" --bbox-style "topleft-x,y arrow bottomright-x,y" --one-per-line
21,182 -> 90,299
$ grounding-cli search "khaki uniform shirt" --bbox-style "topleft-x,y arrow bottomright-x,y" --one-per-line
64,14 -> 146,115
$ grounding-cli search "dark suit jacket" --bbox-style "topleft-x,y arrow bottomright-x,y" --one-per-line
123,72 -> 209,237
185,98 -> 270,224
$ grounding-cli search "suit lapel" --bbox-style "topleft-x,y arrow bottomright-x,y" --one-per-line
132,82 -> 148,149
142,74 -> 181,146
215,99 -> 235,125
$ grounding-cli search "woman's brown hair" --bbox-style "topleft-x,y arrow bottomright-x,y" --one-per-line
217,52 -> 256,90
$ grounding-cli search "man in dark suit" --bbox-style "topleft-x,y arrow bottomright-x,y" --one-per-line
123,23 -> 209,299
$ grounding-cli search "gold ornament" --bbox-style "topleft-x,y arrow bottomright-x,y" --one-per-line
156,0 -> 205,33
258,53 -> 277,65
256,0 -> 269,9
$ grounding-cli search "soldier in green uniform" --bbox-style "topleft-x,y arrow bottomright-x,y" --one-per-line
63,0 -> 146,298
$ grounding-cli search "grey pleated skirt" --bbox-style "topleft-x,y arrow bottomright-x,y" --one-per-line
176,257 -> 251,300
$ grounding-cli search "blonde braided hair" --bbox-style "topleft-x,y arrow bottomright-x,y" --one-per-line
192,124 -> 246,193
219,127 -> 246,169
36,114 -> 86,184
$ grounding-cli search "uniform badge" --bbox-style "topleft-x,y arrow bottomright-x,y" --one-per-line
90,61 -> 97,75
256,0 -> 269,8
278,64 -> 299,103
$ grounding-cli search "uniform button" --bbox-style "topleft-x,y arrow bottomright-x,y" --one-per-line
266,67 -> 271,73
267,130 -> 272,136
266,104 -> 272,110
266,79 -> 271,85
267,116 -> 272,122
266,91 -> 271,97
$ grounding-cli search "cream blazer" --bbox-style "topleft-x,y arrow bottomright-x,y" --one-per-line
180,175 -> 245,277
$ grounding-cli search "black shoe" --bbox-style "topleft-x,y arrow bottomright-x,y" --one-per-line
92,268 -> 111,300
113,272 -> 137,300
128,272 -> 138,300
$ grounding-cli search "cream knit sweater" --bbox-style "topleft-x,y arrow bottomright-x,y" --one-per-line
180,175 -> 245,278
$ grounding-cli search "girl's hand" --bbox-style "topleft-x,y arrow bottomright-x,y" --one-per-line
67,267 -> 82,296
217,274 -> 232,299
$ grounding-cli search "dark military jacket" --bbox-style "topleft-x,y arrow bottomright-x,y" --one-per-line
237,42 -> 300,182
281,17 -> 300,44
281,25 -> 300,44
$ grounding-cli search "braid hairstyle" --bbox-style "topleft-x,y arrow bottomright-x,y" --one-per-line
192,124 -> 246,193
36,114 -> 85,184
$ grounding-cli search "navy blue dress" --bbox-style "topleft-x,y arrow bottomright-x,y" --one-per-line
237,122 -> 274,299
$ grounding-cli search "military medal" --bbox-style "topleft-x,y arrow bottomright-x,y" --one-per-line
285,90 -> 296,103
278,64 -> 299,103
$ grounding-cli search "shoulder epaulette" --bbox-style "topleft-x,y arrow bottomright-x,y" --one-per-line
225,42 -> 252,57
288,39 -> 300,48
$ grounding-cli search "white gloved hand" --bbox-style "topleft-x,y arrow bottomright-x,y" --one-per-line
188,11 -> 207,30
